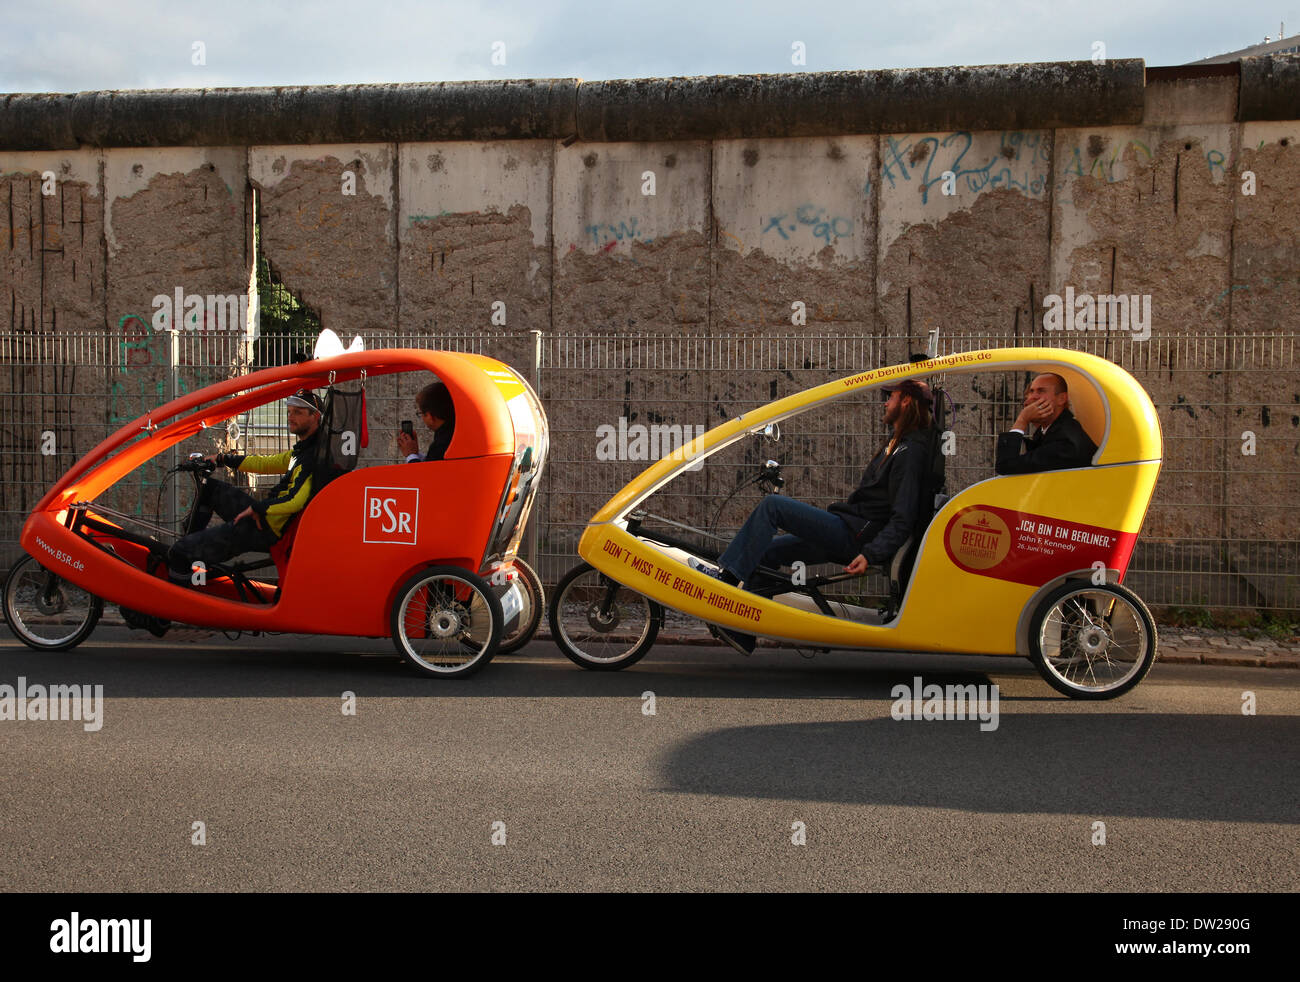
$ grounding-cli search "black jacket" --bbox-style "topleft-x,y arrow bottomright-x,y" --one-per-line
220,429 -> 327,539
828,427 -> 930,565
995,407 -> 1096,475
425,421 -> 454,462
407,421 -> 455,463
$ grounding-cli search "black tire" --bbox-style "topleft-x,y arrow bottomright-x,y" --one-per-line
548,562 -> 662,671
2,553 -> 102,651
497,559 -> 544,654
391,566 -> 502,679
1028,580 -> 1157,699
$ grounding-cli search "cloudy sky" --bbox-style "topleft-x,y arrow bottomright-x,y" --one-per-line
1,0 -> 1294,92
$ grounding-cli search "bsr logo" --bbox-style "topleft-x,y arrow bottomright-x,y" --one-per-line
363,488 -> 419,545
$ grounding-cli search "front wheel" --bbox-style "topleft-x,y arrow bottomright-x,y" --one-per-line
1029,581 -> 1157,699
3,553 -> 102,651
549,562 -> 662,671
391,566 -> 502,678
497,559 -> 544,655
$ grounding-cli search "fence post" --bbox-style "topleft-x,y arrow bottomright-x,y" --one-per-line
527,329 -> 543,568
168,328 -> 180,530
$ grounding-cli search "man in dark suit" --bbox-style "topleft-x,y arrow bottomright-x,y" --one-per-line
397,381 -> 456,462
995,373 -> 1096,474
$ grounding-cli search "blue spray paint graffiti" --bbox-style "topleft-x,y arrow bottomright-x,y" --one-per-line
585,217 -> 654,249
881,131 -> 1050,204
761,204 -> 854,245
1062,139 -> 1230,183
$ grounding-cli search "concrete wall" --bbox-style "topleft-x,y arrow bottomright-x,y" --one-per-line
2,60 -> 1298,609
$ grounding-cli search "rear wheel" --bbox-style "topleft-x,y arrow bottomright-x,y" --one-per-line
549,562 -> 662,671
1029,581 -> 1156,699
391,566 -> 501,678
497,559 -> 544,655
3,553 -> 102,651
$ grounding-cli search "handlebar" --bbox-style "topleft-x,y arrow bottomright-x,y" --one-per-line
758,460 -> 783,491
175,455 -> 216,475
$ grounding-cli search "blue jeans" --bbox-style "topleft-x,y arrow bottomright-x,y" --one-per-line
717,495 -> 861,585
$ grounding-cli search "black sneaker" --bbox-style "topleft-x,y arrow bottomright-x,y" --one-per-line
120,606 -> 171,638
689,558 -> 741,587
708,623 -> 757,656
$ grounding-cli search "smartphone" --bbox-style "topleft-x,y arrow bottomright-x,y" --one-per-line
401,420 -> 414,436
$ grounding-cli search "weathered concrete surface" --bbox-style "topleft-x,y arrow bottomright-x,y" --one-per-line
576,62 -> 1147,141
875,128 -> 1052,491
0,81 -> 581,151
249,145 -> 395,335
1142,72 -> 1237,126
103,147 -> 249,516
1052,125 -> 1235,541
1227,122 -> 1300,559
0,61 -> 1297,612
398,142 -> 551,335
1238,54 -> 1300,122
2,63 -> 1153,152
0,150 -> 105,522
553,141 -> 710,332
0,150 -> 104,334
711,137 -> 873,332
877,131 -> 1051,348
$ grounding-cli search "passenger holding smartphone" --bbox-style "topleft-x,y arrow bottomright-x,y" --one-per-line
397,381 -> 455,462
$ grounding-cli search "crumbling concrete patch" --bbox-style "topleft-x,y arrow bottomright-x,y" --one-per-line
553,141 -> 710,332
251,147 -> 395,335
556,230 -> 709,331
402,206 -> 548,333
0,152 -> 108,521
1053,127 -> 1234,542
103,147 -> 249,518
1227,122 -> 1300,550
877,183 -> 1050,495
398,141 -> 551,336
711,137 -> 874,333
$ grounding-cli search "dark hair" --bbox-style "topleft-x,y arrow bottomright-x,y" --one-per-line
883,379 -> 934,407
1043,373 -> 1069,395
895,394 -> 933,438
416,381 -> 454,421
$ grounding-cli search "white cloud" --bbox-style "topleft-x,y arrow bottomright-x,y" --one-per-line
0,0 -> 1288,93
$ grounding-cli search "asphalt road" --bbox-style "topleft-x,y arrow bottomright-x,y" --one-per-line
2,628 -> 1297,892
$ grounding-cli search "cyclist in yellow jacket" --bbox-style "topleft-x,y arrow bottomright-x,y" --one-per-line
166,390 -> 325,585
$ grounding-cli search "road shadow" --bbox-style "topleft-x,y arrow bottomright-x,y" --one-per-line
656,714 -> 1300,823
0,629 -> 1056,700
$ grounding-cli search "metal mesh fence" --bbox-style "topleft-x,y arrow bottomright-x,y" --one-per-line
2,328 -> 1297,615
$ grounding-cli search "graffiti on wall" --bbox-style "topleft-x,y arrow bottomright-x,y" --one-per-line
881,131 -> 1051,204
584,217 -> 654,250
761,204 -> 854,246
1060,138 -> 1230,183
